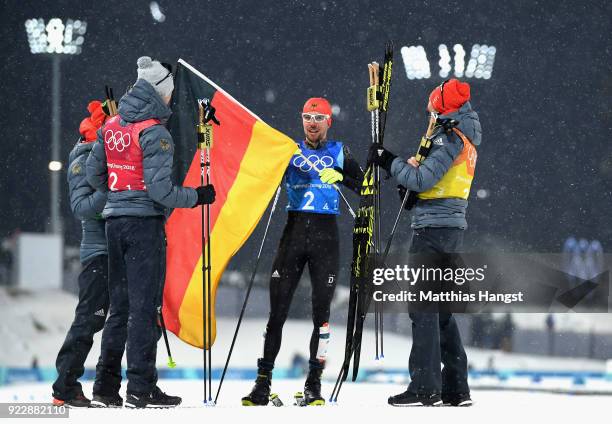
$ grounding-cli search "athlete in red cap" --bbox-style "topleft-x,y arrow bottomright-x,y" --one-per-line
242,97 -> 363,406
370,78 -> 481,407
53,100 -> 118,408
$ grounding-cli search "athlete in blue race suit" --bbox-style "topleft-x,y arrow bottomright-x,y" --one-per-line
243,97 -> 363,406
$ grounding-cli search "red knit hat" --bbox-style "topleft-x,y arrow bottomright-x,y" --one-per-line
79,100 -> 108,142
303,97 -> 332,127
428,79 -> 471,114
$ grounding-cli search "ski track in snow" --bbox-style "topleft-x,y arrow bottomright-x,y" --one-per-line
0,379 -> 606,424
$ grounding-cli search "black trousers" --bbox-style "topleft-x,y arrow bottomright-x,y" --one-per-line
103,216 -> 165,396
260,212 -> 339,371
52,255 -> 121,400
407,227 -> 470,395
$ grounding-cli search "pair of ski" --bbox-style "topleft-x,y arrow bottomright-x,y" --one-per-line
264,392 -> 324,407
329,42 -> 394,404
330,43 -> 448,404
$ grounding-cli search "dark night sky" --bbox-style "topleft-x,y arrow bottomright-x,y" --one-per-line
1,0 -> 610,274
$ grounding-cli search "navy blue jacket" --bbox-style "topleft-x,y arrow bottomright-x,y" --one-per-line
67,140 -> 107,263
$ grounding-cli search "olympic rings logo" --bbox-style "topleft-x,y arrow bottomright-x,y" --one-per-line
105,130 -> 131,152
292,155 -> 333,172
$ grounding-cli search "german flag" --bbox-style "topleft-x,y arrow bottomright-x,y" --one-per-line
163,59 -> 295,348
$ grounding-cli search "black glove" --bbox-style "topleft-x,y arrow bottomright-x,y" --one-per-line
194,184 -> 216,206
368,144 -> 397,173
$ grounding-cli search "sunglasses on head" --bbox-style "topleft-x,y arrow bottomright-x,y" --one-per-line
439,79 -> 449,109
302,113 -> 329,123
155,62 -> 174,86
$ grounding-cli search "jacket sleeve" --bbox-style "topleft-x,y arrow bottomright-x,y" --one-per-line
140,125 -> 198,208
339,145 -> 364,194
68,154 -> 107,220
391,131 -> 463,192
85,129 -> 109,192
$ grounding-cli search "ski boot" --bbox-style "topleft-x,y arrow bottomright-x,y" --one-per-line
242,361 -> 272,406
52,392 -> 91,408
442,392 -> 473,407
388,390 -> 442,407
124,386 -> 182,409
90,393 -> 123,408
303,367 -> 325,406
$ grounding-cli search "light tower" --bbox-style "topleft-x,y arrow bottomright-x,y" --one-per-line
24,18 -> 87,235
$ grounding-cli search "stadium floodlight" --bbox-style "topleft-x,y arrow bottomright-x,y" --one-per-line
438,44 -> 452,78
453,44 -> 466,78
466,44 -> 496,80
24,18 -> 87,235
400,45 -> 431,80
401,43 -> 496,80
25,18 -> 86,55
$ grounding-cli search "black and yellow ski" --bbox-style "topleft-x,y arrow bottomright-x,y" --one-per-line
330,41 -> 394,404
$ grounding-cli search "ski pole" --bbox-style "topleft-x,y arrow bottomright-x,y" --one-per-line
197,98 -> 219,405
157,306 -> 176,368
214,186 -> 281,404
297,152 -> 356,218
380,113 -> 436,263
205,141 -> 213,405
198,104 -> 209,405
330,331 -> 365,402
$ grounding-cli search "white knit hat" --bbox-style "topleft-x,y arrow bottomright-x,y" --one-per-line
136,56 -> 174,100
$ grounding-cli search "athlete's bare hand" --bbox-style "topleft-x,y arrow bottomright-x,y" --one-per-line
407,157 -> 419,168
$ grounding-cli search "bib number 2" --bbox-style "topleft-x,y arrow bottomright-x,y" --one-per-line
302,191 -> 315,210
109,172 -> 118,191
109,172 -> 131,191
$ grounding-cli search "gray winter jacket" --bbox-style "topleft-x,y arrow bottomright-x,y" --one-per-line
86,79 -> 197,217
67,140 -> 107,264
391,101 -> 482,229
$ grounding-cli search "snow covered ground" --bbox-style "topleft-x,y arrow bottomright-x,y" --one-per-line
0,379 -> 608,424
1,287 -> 609,373
2,287 -> 612,422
